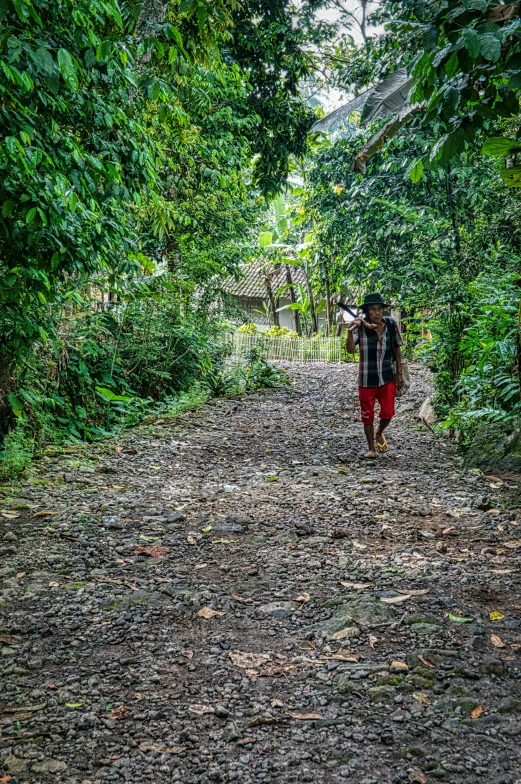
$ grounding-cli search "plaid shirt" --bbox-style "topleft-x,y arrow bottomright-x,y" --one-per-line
353,317 -> 403,388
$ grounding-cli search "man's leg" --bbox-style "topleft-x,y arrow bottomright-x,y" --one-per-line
359,387 -> 377,455
375,382 -> 396,447
364,423 -> 376,453
375,418 -> 391,443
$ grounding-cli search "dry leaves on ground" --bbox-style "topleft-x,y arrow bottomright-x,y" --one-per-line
381,594 -> 411,604
187,705 -> 215,716
471,705 -> 484,719
369,634 -> 378,649
288,713 -> 323,721
491,634 -> 506,648
106,705 -> 128,720
197,607 -> 224,619
229,650 -> 271,669
331,626 -> 359,641
132,545 -> 168,557
139,743 -> 187,754
408,770 -> 427,784
0,635 -> 20,645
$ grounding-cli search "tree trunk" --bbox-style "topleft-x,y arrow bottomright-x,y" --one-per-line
324,270 -> 332,337
284,264 -> 301,335
445,167 -> 462,268
135,0 -> 168,63
305,272 -> 318,336
264,275 -> 280,327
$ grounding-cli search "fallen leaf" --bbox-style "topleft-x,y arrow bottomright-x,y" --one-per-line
65,702 -> 84,709
418,656 -> 437,669
412,692 -> 431,705
490,569 -> 513,574
471,705 -> 484,719
187,535 -> 198,545
229,650 -> 271,669
231,594 -> 254,605
48,581 -> 60,588
187,704 -> 215,716
201,525 -> 212,533
247,716 -> 282,727
391,661 -> 409,671
288,712 -> 323,721
490,611 -> 505,621
408,770 -> 427,784
139,743 -> 187,754
237,736 -> 257,746
0,634 -> 20,645
3,703 -> 46,713
448,613 -> 474,623
32,510 -> 59,517
295,592 -> 310,603
1,511 -> 20,519
331,626 -> 359,641
369,634 -> 378,649
244,668 -> 259,678
106,705 -> 128,720
121,448 -> 138,455
181,649 -> 194,660
488,508 -> 501,516
132,546 -> 168,557
485,475 -> 503,484
340,581 -> 372,589
325,651 -> 360,662
442,527 -> 455,535
0,712 -> 32,723
0,775 -> 12,782
381,594 -> 411,604
352,540 -> 367,550
16,572 -> 26,579
491,634 -> 506,648
271,699 -> 284,708
197,607 -> 224,619
194,562 -> 208,569
266,476 -> 279,482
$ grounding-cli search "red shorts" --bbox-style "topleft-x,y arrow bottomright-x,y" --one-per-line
358,381 -> 396,425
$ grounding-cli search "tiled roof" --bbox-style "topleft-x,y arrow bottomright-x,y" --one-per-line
224,259 -> 308,298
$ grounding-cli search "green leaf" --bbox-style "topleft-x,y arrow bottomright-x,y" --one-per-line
430,132 -> 465,167
25,207 -> 37,225
444,51 -> 459,78
479,34 -> 501,63
409,159 -> 424,183
462,28 -> 481,59
65,702 -> 84,709
2,200 -> 14,217
96,386 -> 117,401
259,231 -> 273,248
448,613 -> 474,623
500,165 -> 521,187
57,48 -> 78,91
482,137 -> 521,158
7,393 -> 24,417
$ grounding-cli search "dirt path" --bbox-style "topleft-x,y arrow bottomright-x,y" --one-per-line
1,363 -> 521,784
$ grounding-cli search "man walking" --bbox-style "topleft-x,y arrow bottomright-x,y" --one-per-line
346,293 -> 403,459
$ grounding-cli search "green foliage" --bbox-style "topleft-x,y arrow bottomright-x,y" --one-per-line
0,424 -> 34,478
259,325 -> 299,339
208,348 -> 290,397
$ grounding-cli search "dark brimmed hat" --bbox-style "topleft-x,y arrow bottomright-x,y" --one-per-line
361,292 -> 389,311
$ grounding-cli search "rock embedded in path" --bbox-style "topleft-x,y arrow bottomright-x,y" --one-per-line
317,595 -> 394,636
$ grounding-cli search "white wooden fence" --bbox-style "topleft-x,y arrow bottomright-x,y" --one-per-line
224,332 -> 353,364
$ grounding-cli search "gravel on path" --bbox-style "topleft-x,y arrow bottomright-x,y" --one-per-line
1,362 -> 521,784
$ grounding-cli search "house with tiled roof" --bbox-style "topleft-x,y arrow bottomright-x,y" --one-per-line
223,259 -> 319,329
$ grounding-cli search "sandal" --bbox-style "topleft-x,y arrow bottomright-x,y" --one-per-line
376,435 -> 389,453
361,450 -> 377,459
